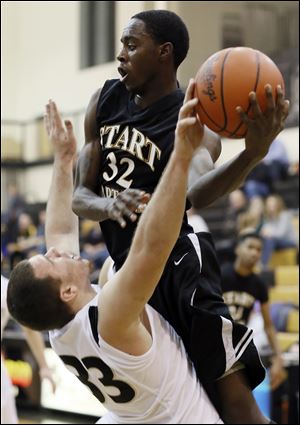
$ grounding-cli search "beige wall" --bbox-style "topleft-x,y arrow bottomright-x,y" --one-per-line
1,1 -> 299,205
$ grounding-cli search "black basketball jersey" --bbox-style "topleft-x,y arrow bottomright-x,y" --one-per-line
221,263 -> 269,325
96,79 -> 193,265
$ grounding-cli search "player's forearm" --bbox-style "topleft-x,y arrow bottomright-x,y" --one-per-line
22,326 -> 48,369
187,149 -> 261,208
132,153 -> 189,271
45,157 -> 78,245
72,186 -> 111,222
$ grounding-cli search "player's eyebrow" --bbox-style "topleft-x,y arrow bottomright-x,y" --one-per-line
120,35 -> 139,43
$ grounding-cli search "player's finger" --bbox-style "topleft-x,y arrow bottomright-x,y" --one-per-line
44,105 -> 51,135
264,84 -> 275,116
275,85 -> 289,121
109,208 -> 127,228
183,78 -> 196,104
179,98 -> 198,120
248,91 -> 262,118
176,116 -> 197,134
49,100 -> 64,131
64,120 -> 74,138
236,106 -> 251,125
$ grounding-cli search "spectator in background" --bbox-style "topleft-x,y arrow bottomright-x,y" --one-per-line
36,209 -> 47,254
1,185 -> 27,259
237,196 -> 265,234
224,189 -> 248,236
221,230 -> 286,391
80,219 -> 109,271
260,195 -> 297,268
1,271 -> 56,423
3,184 -> 27,224
262,138 -> 290,182
243,161 -> 273,200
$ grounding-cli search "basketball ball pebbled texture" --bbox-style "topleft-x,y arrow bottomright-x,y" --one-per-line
194,47 -> 285,138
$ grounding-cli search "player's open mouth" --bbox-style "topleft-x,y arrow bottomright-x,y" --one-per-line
118,67 -> 128,82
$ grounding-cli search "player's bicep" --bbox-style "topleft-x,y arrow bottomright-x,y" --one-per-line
84,88 -> 101,144
74,142 -> 101,192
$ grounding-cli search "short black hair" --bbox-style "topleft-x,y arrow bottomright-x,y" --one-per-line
132,10 -> 189,69
236,230 -> 263,246
7,259 -> 75,331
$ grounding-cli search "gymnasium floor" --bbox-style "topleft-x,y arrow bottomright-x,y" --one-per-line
18,408 -> 96,424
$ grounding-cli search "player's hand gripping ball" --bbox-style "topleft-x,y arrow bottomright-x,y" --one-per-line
194,47 -> 285,138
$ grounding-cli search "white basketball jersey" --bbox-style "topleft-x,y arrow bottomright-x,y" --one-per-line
49,287 -> 222,424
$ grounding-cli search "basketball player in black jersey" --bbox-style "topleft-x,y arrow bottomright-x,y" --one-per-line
72,10 -> 288,424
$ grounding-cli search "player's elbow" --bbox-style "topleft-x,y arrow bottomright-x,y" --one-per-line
72,191 -> 82,216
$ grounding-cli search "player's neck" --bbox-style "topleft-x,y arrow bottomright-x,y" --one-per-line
134,76 -> 178,109
72,283 -> 97,313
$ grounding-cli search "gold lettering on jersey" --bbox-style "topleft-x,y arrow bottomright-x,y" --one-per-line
127,128 -> 145,160
100,125 -> 120,148
145,138 -> 161,171
101,186 -> 120,199
99,125 -> 161,171
114,127 -> 130,150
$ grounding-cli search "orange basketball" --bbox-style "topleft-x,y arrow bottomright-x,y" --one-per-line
194,47 -> 285,138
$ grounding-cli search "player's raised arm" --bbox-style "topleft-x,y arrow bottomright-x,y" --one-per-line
44,100 -> 79,254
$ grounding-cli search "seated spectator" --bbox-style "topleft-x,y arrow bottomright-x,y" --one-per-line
5,213 -> 43,269
260,195 -> 298,268
243,161 -> 273,200
80,220 -> 109,270
2,183 -> 27,225
237,196 -> 265,234
263,138 -> 290,182
224,189 -> 248,236
36,209 -> 47,254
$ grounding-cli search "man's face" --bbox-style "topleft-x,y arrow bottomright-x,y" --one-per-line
236,237 -> 262,269
29,247 -> 90,288
117,19 -> 162,93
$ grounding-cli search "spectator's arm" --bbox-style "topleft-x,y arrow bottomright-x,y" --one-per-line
260,302 -> 287,390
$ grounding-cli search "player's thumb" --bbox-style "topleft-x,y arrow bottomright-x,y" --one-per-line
64,119 -> 73,134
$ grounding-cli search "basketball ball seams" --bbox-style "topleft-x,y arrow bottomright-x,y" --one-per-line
195,83 -> 224,131
218,49 -> 232,132
227,50 -> 261,138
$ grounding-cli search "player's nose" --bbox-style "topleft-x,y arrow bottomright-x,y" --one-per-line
46,247 -> 60,258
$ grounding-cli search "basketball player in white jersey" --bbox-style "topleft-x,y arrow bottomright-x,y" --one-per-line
1,272 -> 56,423
7,82 -> 224,423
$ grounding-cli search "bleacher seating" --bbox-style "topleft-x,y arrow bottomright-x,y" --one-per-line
269,248 -> 298,268
269,285 -> 299,304
275,265 -> 299,287
277,332 -> 299,351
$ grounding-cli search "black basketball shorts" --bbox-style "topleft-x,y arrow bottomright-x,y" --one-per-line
149,232 -> 266,389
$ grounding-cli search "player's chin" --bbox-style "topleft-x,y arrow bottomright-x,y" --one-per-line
81,258 -> 92,273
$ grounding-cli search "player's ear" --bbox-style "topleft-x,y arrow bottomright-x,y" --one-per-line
60,284 -> 78,303
159,42 -> 173,62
